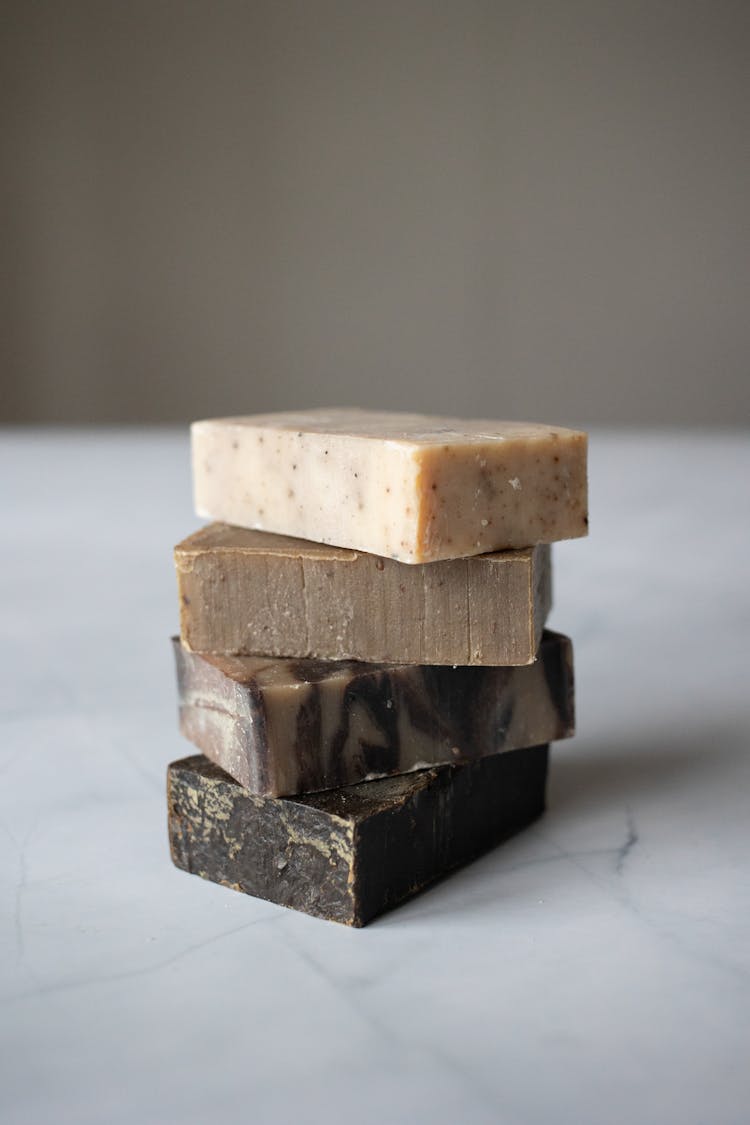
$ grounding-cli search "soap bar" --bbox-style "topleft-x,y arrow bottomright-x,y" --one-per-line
168,744 -> 549,926
175,523 -> 551,666
191,409 -> 588,563
172,630 -> 573,796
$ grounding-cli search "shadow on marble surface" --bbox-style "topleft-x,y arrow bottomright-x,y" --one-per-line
374,723 -> 746,927
547,724 -> 743,818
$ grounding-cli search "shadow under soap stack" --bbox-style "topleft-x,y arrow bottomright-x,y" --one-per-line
168,408 -> 588,926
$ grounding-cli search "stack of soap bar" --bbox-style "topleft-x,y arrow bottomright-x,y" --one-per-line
168,409 -> 588,925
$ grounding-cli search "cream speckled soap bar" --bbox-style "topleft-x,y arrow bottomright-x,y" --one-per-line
192,409 -> 588,563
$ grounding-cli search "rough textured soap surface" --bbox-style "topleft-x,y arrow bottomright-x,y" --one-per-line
172,630 -> 573,797
168,745 -> 549,926
175,523 -> 551,666
191,409 -> 588,562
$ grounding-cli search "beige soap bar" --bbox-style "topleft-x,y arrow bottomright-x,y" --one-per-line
175,523 -> 551,666
191,409 -> 588,563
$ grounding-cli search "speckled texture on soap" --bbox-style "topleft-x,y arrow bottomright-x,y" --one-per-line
191,409 -> 588,563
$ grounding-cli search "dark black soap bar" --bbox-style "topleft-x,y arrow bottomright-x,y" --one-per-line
168,745 -> 549,927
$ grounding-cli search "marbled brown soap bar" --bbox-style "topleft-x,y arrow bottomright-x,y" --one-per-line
175,523 -> 551,666
172,630 -> 573,797
168,745 -> 549,926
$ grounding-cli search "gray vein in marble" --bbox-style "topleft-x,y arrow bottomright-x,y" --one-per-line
541,825 -> 750,990
3,914 -> 281,1005
615,807 -> 638,874
396,816 -> 639,921
11,822 -> 41,986
278,926 -> 502,1121
404,807 -> 748,989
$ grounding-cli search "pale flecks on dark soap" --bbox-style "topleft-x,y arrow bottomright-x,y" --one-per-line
167,745 -> 550,926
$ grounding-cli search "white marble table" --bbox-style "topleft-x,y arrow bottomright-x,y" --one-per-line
1,429 -> 748,1125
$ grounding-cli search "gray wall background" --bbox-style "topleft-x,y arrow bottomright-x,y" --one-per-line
2,0 -> 748,426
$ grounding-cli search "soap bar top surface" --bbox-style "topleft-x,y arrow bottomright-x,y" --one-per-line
175,523 -> 551,666
191,408 -> 588,562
